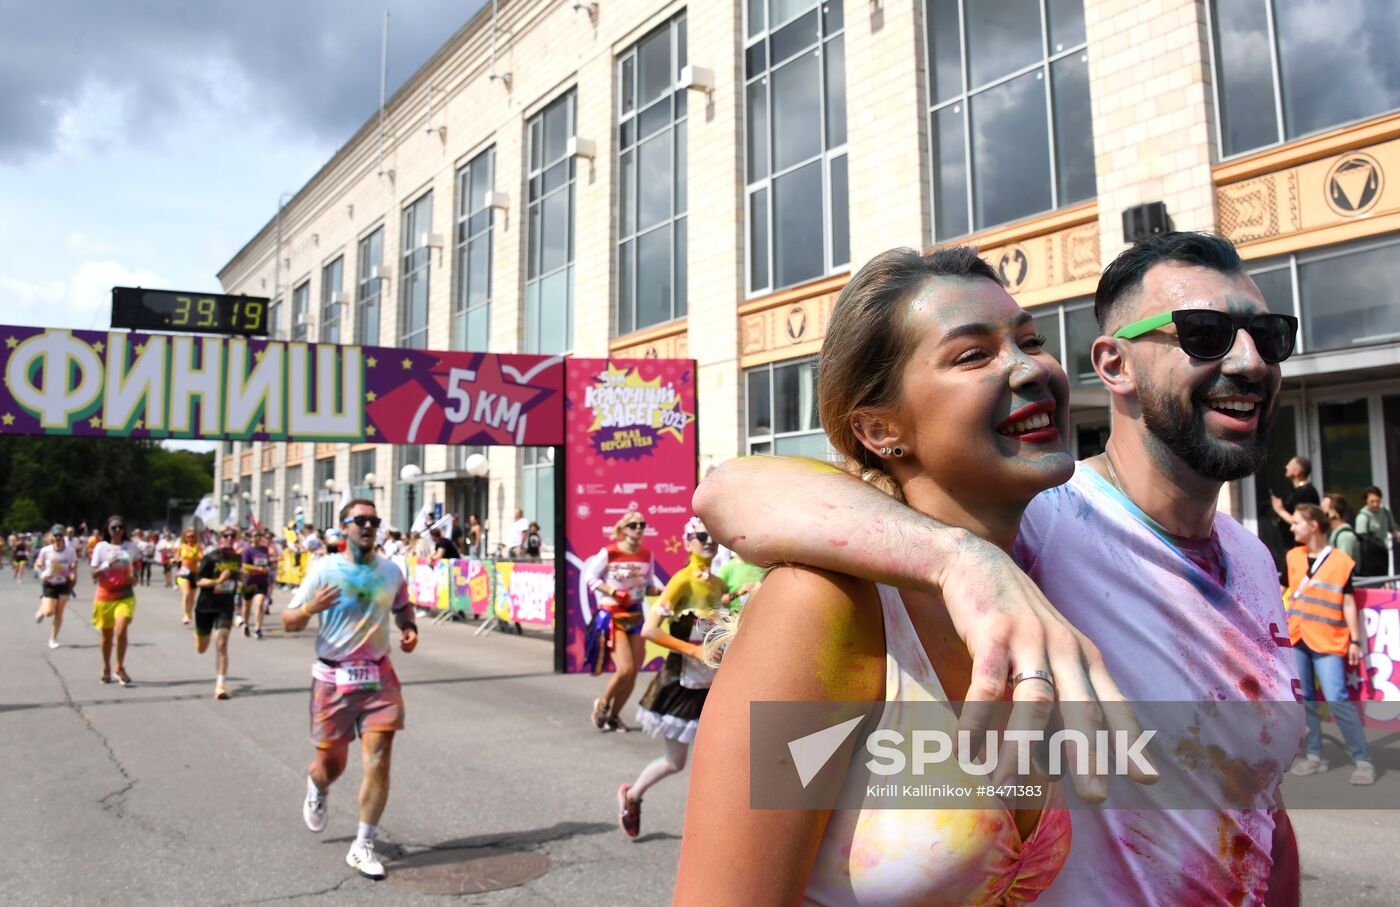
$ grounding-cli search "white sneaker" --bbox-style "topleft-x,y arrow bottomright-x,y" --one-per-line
346,840 -> 385,879
302,791 -> 327,833
48,639 -> 60,649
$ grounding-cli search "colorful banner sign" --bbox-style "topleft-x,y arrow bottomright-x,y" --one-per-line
1354,588 -> 1400,728
0,324 -> 564,445
562,358 -> 698,673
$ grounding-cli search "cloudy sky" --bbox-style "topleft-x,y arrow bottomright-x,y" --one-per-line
0,0 -> 486,449
0,0 -> 486,328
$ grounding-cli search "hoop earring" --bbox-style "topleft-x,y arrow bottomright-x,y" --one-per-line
892,447 -> 904,458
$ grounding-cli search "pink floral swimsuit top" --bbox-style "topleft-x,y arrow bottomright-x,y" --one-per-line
803,584 -> 1071,907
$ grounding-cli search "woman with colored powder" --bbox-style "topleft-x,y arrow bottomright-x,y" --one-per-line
582,510 -> 666,731
676,247 -> 1075,904
616,516 -> 726,838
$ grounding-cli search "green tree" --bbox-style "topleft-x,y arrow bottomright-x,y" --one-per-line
0,436 -> 212,531
4,497 -> 44,532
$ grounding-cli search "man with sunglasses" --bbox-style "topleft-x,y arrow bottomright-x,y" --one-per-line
693,232 -> 1304,905
283,498 -> 416,881
194,525 -> 243,699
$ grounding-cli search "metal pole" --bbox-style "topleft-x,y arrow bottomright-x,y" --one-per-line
553,443 -> 567,674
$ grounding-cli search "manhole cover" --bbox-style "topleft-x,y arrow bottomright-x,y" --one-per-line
387,847 -> 550,895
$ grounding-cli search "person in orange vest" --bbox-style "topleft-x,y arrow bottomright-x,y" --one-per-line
1285,502 -> 1374,785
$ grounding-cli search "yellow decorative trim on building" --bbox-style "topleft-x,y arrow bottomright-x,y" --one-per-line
610,319 -> 689,360
951,201 -> 1098,253
975,210 -> 1101,310
260,446 -> 276,472
239,451 -> 254,476
1217,133 -> 1399,260
314,442 -> 337,459
222,455 -> 234,477
350,443 -> 376,453
1213,112 -> 1400,185
285,442 -> 304,465
738,275 -> 847,369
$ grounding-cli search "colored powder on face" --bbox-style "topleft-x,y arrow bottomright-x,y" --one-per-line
830,539 -> 849,547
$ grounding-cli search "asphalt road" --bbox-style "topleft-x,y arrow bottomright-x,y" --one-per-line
3,577 -> 1397,905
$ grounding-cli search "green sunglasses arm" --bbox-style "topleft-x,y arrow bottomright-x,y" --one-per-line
1113,311 -> 1174,339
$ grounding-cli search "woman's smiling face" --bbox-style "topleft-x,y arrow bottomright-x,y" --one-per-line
888,276 -> 1074,506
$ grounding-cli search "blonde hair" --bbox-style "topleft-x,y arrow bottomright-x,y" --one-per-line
611,510 -> 646,540
704,246 -> 1001,666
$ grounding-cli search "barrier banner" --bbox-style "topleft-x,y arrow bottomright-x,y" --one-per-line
507,562 -> 556,625
562,358 -> 698,673
0,324 -> 564,446
464,559 -> 492,615
397,556 -> 440,609
1354,588 -> 1400,728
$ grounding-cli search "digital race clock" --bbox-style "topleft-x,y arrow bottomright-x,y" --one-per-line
111,287 -> 271,337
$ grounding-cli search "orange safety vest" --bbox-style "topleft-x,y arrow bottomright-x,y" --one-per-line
1285,545 -> 1355,655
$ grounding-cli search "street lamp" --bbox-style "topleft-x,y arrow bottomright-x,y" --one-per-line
324,478 -> 336,492
264,488 -> 277,501
400,463 -> 422,529
362,472 -> 381,499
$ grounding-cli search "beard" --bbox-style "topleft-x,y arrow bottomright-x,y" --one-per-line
1139,376 -> 1277,482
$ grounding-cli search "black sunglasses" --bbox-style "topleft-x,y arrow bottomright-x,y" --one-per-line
1115,310 -> 1298,364
220,532 -> 238,538
108,524 -> 125,532
689,531 -> 712,544
344,515 -> 382,529
625,521 -> 647,530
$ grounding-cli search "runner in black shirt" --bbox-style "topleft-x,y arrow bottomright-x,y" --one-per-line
429,527 -> 460,564
195,526 -> 242,700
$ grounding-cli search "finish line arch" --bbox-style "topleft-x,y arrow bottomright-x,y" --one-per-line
0,323 -> 698,672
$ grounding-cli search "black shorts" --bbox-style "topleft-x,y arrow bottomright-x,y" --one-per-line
194,606 -> 234,636
241,585 -> 269,601
41,581 -> 73,599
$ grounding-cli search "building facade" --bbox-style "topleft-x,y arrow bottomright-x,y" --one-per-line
216,0 -> 1400,565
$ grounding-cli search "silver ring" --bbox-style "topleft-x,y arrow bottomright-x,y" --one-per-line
1010,669 -> 1055,689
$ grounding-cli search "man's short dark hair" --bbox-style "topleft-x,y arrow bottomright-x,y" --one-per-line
337,498 -> 377,524
1294,456 -> 1312,478
1095,232 -> 1245,331
1364,485 -> 1383,500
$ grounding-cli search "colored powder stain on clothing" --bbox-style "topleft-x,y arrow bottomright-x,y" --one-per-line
829,539 -> 849,547
1238,674 -> 1263,699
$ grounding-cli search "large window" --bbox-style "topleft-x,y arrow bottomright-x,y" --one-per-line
351,449 -> 377,500
744,0 -> 849,294
1014,297 -> 1097,386
284,464 -> 304,524
521,447 -> 555,550
314,457 -> 337,532
745,357 -> 834,457
926,0 -> 1094,240
290,280 -> 310,342
268,297 -> 283,341
1246,234 -> 1400,355
617,15 -> 689,334
400,192 -> 433,350
260,469 -> 276,528
1210,0 -> 1400,158
526,91 -> 576,354
453,147 -> 495,351
356,227 -> 384,345
394,445 -> 425,530
320,256 -> 344,343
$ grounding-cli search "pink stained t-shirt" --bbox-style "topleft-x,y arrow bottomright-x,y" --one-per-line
1012,464 -> 1303,907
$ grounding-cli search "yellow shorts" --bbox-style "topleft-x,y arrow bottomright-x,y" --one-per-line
92,596 -> 137,630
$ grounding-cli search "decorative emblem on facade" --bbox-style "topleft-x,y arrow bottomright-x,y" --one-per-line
786,306 -> 808,341
1324,152 -> 1383,217
996,244 -> 1030,290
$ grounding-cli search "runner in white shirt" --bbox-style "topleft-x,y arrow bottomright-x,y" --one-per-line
690,233 -> 1305,905
34,524 -> 78,648
509,509 -> 530,556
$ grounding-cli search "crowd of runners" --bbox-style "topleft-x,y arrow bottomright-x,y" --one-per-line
7,232 -> 1394,900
